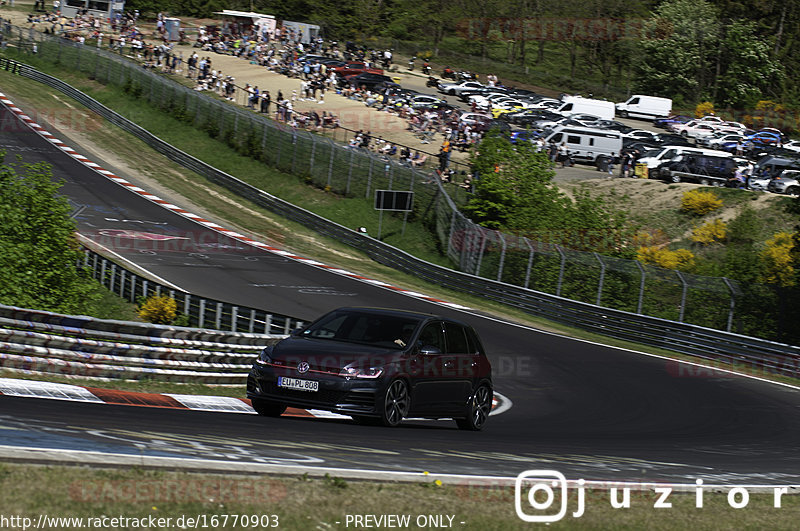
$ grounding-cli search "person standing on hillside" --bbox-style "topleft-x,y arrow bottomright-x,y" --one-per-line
261,90 -> 271,114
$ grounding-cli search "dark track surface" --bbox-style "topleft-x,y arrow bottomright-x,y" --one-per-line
2,103 -> 800,484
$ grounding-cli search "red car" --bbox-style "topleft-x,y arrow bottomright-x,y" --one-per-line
332,61 -> 384,77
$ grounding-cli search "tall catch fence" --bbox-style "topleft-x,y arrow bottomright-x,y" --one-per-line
2,25 -> 799,345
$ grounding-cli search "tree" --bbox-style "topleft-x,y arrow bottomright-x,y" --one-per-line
462,134 -> 631,255
0,156 -> 101,314
713,21 -> 783,108
634,0 -> 721,102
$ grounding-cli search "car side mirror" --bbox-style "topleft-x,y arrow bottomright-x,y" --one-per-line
419,345 -> 442,356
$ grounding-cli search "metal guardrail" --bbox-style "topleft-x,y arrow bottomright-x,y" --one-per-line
0,303 -> 281,382
78,247 -> 304,335
3,56 -> 800,379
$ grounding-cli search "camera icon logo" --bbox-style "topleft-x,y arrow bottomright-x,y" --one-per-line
515,470 -> 568,523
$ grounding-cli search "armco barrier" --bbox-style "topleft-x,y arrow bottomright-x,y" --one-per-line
3,59 -> 800,379
78,248 -> 304,335
0,303 -> 281,382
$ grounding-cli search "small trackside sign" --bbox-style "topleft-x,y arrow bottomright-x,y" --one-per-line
374,190 -> 414,212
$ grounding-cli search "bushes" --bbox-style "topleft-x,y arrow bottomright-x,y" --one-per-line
695,101 -> 715,118
690,219 -> 727,244
761,232 -> 795,287
681,189 -> 723,215
636,246 -> 696,271
138,295 -> 177,324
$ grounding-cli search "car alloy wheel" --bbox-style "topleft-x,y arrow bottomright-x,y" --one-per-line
251,398 -> 287,417
456,385 -> 492,431
380,379 -> 410,427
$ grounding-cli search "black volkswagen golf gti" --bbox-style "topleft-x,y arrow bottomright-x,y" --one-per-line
247,307 -> 493,430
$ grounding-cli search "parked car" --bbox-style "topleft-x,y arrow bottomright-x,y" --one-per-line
247,307 -> 494,430
437,80 -> 485,96
332,61 -> 383,76
697,133 -> 745,149
616,95 -> 672,120
782,140 -> 800,153
746,130 -> 783,146
659,154 -> 737,185
342,72 -> 399,90
623,129 -> 661,142
654,114 -> 692,129
682,122 -> 720,139
766,170 -> 800,195
509,130 -> 542,144
457,112 -> 493,127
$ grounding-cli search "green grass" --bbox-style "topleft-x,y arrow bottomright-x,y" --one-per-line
0,464 -> 798,530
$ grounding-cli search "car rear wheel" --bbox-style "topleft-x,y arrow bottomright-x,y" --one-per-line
380,379 -> 410,427
456,384 -> 492,431
670,174 -> 682,183
251,398 -> 287,417
787,187 -> 800,197
699,178 -> 710,186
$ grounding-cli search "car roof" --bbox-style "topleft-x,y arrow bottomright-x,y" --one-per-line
329,307 -> 473,327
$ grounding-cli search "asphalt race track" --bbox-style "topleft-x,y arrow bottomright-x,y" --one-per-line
2,103 -> 800,485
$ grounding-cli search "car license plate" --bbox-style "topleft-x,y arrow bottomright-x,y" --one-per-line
278,377 -> 319,392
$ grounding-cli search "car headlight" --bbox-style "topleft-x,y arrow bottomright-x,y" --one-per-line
256,346 -> 274,365
339,365 -> 384,379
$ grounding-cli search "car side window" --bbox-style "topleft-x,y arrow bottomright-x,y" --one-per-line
465,327 -> 485,356
444,323 -> 469,354
418,322 -> 445,352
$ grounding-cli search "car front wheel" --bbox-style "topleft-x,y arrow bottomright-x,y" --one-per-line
380,379 -> 410,427
456,385 -> 492,431
251,398 -> 287,417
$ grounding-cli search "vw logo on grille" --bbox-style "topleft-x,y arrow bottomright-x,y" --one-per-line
297,361 -> 310,374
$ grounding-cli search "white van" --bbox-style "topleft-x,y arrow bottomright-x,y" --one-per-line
636,145 -> 732,177
616,95 -> 672,120
545,126 -> 623,163
556,97 -> 615,121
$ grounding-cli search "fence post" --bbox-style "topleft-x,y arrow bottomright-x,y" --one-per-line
636,261 -> 646,314
676,271 -> 688,322
366,157 -> 374,199
523,238 -> 535,289
309,138 -> 317,178
291,129 -> 298,173
474,229 -> 488,276
232,305 -> 238,331
722,277 -> 736,333
198,299 -> 206,328
327,143 -> 335,187
249,309 -> 256,333
215,302 -> 222,329
496,233 -> 507,282
264,313 -> 272,334
594,252 -> 606,307
555,245 -> 566,297
346,150 -> 354,195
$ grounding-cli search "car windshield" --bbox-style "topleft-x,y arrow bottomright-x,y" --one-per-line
642,149 -> 662,158
301,311 -> 423,349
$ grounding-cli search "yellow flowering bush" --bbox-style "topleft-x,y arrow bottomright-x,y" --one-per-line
636,246 -> 696,271
681,189 -> 723,216
761,232 -> 795,287
138,295 -> 178,325
695,101 -> 715,118
690,219 -> 727,244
